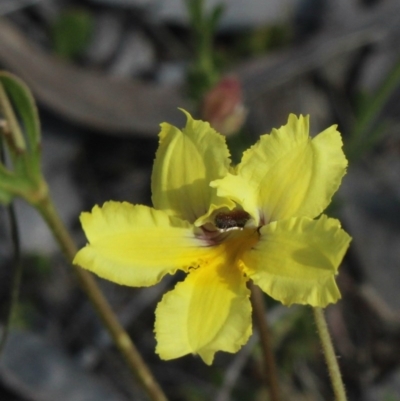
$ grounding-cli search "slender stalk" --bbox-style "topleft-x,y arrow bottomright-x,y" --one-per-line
250,283 -> 280,401
0,200 -> 22,354
347,56 -> 400,160
34,192 -> 168,401
313,307 -> 347,401
0,143 -> 23,355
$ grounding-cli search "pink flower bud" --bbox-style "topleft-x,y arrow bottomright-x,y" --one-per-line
201,76 -> 247,136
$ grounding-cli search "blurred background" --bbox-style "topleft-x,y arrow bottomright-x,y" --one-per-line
1,0 -> 400,400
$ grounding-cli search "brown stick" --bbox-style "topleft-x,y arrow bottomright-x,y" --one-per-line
35,194 -> 169,401
250,283 -> 280,401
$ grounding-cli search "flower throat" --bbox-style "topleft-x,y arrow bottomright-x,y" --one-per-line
214,210 -> 250,230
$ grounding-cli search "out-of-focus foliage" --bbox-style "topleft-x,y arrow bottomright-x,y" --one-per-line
186,0 -> 224,100
0,72 -> 43,205
51,8 -> 93,60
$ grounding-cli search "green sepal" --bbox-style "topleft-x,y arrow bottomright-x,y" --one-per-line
0,71 -> 42,178
0,188 -> 13,204
0,71 -> 41,148
0,164 -> 35,204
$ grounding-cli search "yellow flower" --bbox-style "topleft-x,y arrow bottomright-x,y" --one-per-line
73,111 -> 351,365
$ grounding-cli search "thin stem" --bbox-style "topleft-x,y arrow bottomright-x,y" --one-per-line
347,56 -> 400,160
250,283 -> 280,401
34,193 -> 168,401
313,307 -> 347,401
0,197 -> 23,355
0,143 -> 23,355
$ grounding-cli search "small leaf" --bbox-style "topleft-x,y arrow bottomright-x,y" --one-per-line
0,162 -> 14,204
0,164 -> 36,204
0,79 -> 26,153
0,71 -> 41,149
209,4 -> 224,32
51,8 -> 93,60
0,71 -> 42,178
0,188 -> 13,204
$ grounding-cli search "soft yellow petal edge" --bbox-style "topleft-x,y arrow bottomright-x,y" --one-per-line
155,249 -> 252,364
74,202 -> 209,287
243,215 -> 351,307
211,114 -> 311,224
212,115 -> 348,223
151,110 -> 233,223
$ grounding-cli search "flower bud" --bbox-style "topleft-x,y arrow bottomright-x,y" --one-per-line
201,76 -> 247,136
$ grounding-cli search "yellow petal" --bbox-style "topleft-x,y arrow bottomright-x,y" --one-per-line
243,215 -> 351,307
151,110 -> 234,224
212,115 -> 348,224
73,201 -> 209,287
211,173 -> 260,225
155,249 -> 252,365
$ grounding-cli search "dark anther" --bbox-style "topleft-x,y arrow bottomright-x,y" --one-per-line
215,210 -> 250,229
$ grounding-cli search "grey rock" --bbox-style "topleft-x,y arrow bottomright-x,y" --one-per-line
341,162 -> 400,311
109,30 -> 156,77
0,329 -> 127,401
151,0 -> 299,30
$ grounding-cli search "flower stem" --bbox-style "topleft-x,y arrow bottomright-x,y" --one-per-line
250,283 -> 280,401
0,201 -> 22,354
313,307 -> 347,401
34,191 -> 168,401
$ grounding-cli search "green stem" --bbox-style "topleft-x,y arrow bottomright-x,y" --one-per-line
347,56 -> 400,160
34,191 -> 168,401
0,196 -> 22,355
313,307 -> 347,401
250,283 -> 281,401
0,142 -> 23,355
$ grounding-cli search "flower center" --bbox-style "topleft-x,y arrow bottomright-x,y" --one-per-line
214,210 -> 250,230
214,228 -> 259,271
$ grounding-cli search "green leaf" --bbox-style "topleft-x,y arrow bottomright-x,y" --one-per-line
51,8 -> 93,60
0,162 -> 39,204
347,56 -> 400,160
0,71 -> 41,149
0,71 -> 42,177
209,4 -> 224,32
0,166 -> 16,204
186,0 -> 204,30
0,188 -> 13,204
0,80 -> 26,153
